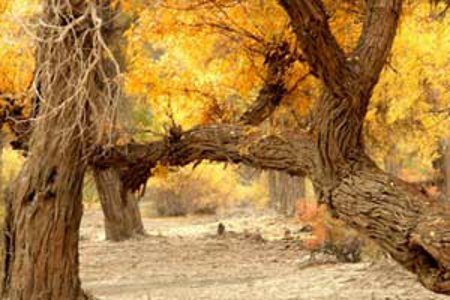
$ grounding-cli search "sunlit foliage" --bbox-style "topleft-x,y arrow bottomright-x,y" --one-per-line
0,0 -> 448,188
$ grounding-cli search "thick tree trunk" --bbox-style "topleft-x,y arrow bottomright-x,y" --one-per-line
268,171 -> 305,216
2,0 -> 117,298
92,5 -> 147,240
94,168 -> 145,241
93,124 -> 450,293
2,163 -> 87,300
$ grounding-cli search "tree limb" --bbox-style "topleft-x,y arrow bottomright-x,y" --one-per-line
352,0 -> 402,96
92,124 -> 315,191
277,0 -> 353,97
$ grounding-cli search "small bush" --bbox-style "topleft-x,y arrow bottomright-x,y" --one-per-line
296,199 -> 366,262
145,163 -> 269,217
154,189 -> 219,217
149,167 -> 223,216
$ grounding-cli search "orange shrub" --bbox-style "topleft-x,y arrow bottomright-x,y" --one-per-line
296,199 -> 330,250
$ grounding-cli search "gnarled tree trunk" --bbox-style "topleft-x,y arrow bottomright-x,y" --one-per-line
2,161 -> 87,300
2,0 -> 117,298
94,168 -> 145,241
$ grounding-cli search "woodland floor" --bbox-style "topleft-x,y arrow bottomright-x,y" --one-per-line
80,206 -> 450,300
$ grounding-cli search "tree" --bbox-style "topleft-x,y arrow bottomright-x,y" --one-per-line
268,170 -> 305,216
92,5 -> 145,242
0,0 -> 146,243
433,139 -> 450,200
94,0 -> 450,294
2,0 -> 119,298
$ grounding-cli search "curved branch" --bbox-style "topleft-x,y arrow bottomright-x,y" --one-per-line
92,124 -> 316,192
238,83 -> 285,126
352,0 -> 402,94
277,0 -> 352,97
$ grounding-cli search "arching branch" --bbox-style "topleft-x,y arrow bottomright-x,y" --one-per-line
92,124 -> 315,191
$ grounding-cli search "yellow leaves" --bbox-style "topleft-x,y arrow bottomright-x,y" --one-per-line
123,0 -> 297,132
326,0 -> 363,52
0,0 -> 36,94
0,1 -> 7,14
148,162 -> 269,209
366,2 -> 450,168
153,163 -> 170,179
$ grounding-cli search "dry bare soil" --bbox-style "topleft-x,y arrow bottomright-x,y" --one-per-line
80,208 -> 449,300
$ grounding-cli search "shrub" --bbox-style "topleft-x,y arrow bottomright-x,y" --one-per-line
296,198 -> 366,262
148,165 -> 226,216
146,163 -> 269,217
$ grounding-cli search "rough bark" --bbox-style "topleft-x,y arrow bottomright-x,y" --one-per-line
2,0 -> 116,298
92,5 -> 147,241
277,0 -> 450,293
280,0 -> 401,185
94,168 -> 145,241
92,125 -> 315,185
2,162 -> 87,300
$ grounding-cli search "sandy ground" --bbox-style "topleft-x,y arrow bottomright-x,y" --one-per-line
79,209 -> 450,300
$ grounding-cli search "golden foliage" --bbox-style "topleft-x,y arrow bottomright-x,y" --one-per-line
0,0 -> 448,185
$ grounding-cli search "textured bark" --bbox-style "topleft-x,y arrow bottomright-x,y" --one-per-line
277,0 -> 450,293
280,0 -> 401,186
331,158 -> 450,293
2,162 -> 87,300
2,0 -> 114,298
94,168 -> 145,241
92,5 -> 147,241
92,125 -> 315,187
